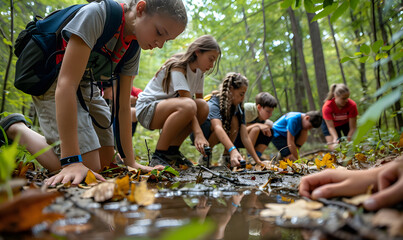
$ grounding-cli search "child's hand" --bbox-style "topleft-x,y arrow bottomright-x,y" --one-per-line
45,163 -> 105,186
194,134 -> 209,155
229,150 -> 243,167
299,168 -> 377,200
364,160 -> 403,211
139,164 -> 165,172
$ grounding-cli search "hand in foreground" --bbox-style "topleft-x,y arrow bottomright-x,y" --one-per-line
45,162 -> 105,186
299,168 -> 378,200
365,160 -> 403,211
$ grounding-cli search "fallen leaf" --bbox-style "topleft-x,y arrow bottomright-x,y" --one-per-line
355,153 -> 367,162
0,189 -> 63,232
114,175 -> 130,199
82,181 -> 116,202
133,181 -> 155,206
372,208 -> 403,237
342,194 -> 371,206
84,170 -> 98,186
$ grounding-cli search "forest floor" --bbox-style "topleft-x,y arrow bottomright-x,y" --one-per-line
0,138 -> 402,239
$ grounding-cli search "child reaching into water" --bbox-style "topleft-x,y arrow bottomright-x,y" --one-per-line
322,84 -> 358,150
197,72 -> 262,168
136,35 -> 221,167
3,0 -> 187,186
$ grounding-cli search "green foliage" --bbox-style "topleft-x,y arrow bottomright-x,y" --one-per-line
158,219 -> 215,240
0,134 -> 20,183
353,76 -> 402,145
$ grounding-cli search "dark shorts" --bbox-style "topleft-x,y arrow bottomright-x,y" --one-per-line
321,121 -> 349,138
271,132 -> 302,157
190,119 -> 211,144
234,129 -> 273,148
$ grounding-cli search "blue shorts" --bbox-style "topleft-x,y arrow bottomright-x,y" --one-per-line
321,121 -> 349,138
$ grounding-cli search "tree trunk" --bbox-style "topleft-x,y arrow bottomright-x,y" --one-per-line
262,0 -> 282,114
1,0 -> 14,113
327,15 -> 347,85
377,2 -> 403,130
288,7 -> 316,111
307,12 -> 329,108
242,7 -> 263,93
350,11 -> 368,94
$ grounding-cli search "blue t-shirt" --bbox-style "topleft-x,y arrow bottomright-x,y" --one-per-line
207,95 -> 246,124
272,112 -> 303,138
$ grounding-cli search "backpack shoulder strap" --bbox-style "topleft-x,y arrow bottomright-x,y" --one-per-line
93,0 -> 123,50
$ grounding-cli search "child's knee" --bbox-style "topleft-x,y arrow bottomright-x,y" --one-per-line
180,98 -> 197,115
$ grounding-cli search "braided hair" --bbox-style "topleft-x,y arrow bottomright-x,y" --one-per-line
213,72 -> 248,135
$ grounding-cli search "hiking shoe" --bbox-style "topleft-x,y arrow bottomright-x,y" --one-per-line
149,152 -> 171,167
0,113 -> 28,147
163,151 -> 194,167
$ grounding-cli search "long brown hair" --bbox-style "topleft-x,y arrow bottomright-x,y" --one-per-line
325,83 -> 350,102
212,72 -> 248,135
156,35 -> 221,93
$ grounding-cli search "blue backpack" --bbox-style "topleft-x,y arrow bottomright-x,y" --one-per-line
14,0 -> 139,158
14,0 -> 137,96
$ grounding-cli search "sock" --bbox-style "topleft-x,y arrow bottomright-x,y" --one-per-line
131,122 -> 138,136
168,146 -> 180,154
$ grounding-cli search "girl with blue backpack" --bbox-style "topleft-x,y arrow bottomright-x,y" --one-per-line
5,0 -> 188,186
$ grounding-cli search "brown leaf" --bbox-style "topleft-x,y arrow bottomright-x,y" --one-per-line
82,181 -> 115,202
0,189 -> 63,232
372,208 -> 403,237
342,194 -> 371,206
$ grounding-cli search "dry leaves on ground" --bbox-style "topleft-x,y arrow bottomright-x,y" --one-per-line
0,189 -> 63,232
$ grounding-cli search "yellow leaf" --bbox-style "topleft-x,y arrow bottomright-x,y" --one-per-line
279,160 -> 288,169
127,183 -> 136,203
114,175 -> 130,197
84,170 -> 98,186
355,153 -> 367,162
133,181 -> 155,206
286,159 -> 293,166
314,158 -> 323,170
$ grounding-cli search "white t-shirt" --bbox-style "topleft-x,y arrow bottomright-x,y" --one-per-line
136,64 -> 204,116
244,102 -> 259,123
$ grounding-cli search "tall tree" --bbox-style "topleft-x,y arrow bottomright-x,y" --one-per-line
307,12 -> 329,107
327,15 -> 347,85
350,11 -> 368,94
288,7 -> 316,111
1,0 -> 14,113
262,0 -> 282,114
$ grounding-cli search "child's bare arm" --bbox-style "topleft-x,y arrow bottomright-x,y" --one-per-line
239,124 -> 261,165
286,131 -> 298,160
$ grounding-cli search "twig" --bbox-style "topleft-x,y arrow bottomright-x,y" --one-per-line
145,139 -> 151,164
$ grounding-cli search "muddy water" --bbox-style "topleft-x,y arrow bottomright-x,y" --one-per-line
3,168 -> 313,240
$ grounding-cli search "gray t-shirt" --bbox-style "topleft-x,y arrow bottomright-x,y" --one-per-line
62,1 -> 140,80
207,95 -> 246,124
136,64 -> 204,116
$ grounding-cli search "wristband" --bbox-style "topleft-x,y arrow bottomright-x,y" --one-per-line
60,155 -> 83,166
232,202 -> 240,208
228,146 -> 236,153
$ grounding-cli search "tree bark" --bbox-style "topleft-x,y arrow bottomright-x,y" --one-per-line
350,11 -> 368,94
377,2 -> 403,129
307,12 -> 329,108
242,7 -> 263,93
327,15 -> 347,85
1,0 -> 14,113
262,0 -> 282,114
288,7 -> 316,111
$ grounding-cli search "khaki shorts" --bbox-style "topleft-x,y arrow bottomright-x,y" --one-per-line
136,101 -> 159,130
32,80 -> 114,157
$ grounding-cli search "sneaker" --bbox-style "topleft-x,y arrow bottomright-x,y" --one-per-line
149,152 -> 171,167
164,151 -> 194,167
0,113 -> 28,147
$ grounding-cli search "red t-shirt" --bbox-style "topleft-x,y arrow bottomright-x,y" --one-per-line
131,86 -> 142,98
322,98 -> 358,127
